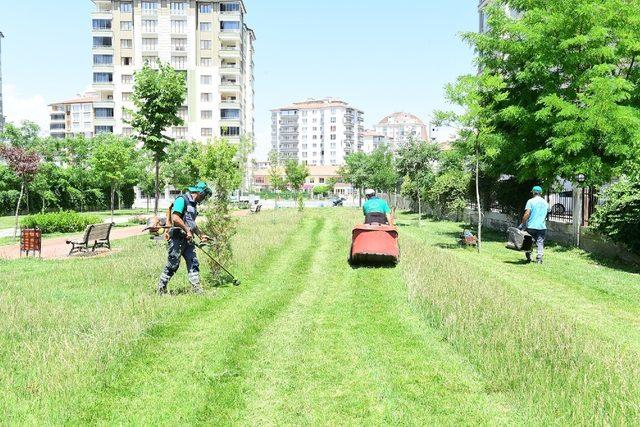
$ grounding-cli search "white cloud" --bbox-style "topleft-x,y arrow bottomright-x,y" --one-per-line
3,84 -> 50,136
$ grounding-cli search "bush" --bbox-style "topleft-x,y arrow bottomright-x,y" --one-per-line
21,211 -> 103,234
591,178 -> 640,254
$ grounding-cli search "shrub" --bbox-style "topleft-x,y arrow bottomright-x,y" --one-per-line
21,211 -> 103,234
591,178 -> 640,254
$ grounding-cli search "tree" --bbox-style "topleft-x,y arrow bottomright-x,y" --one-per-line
128,62 -> 187,215
199,138 -> 242,283
0,145 -> 40,238
284,160 -> 310,211
162,140 -> 202,191
465,0 -> 640,187
339,152 -> 369,206
91,135 -> 139,222
396,139 -> 440,223
267,150 -> 286,207
236,135 -> 255,198
313,184 -> 330,197
435,73 -> 507,251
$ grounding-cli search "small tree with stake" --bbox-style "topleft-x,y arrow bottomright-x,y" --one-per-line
285,160 -> 310,211
435,73 -> 506,252
0,145 -> 40,238
128,62 -> 186,215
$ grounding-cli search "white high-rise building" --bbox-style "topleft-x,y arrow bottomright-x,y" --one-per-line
90,0 -> 255,142
0,31 -> 5,134
373,112 -> 430,151
479,0 -> 520,33
49,93 -> 98,139
271,98 -> 364,166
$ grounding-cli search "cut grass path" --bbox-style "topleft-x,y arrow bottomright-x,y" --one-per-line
70,210 -> 519,425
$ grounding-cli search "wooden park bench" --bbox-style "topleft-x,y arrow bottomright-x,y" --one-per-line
250,203 -> 262,214
66,223 -> 114,255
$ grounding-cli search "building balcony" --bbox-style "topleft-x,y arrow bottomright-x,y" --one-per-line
220,82 -> 242,93
219,47 -> 241,59
220,100 -> 241,109
219,30 -> 242,42
220,63 -> 241,74
94,117 -> 115,126
94,100 -> 115,109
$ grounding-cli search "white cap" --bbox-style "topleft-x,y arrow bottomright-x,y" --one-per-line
365,189 -> 375,196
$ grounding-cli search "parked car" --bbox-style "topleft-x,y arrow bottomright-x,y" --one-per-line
332,197 -> 346,207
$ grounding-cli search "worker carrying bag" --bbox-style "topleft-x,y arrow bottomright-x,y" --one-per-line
506,227 -> 533,252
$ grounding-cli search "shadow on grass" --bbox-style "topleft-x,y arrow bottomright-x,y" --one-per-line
349,262 -> 398,270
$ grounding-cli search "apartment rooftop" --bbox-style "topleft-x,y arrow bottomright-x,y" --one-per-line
378,112 -> 426,126
48,94 -> 97,107
273,98 -> 362,112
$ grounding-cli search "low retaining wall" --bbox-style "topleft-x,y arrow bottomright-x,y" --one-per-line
466,208 -> 639,264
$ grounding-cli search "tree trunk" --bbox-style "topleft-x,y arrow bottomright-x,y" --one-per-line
418,192 -> 422,226
117,189 -> 122,211
25,187 -> 30,215
475,147 -> 482,253
110,184 -> 116,224
14,182 -> 25,239
358,188 -> 362,207
154,159 -> 160,216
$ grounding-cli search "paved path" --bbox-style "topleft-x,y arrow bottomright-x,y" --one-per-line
0,225 -> 146,260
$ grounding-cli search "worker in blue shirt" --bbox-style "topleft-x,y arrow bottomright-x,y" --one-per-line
362,189 -> 394,226
519,185 -> 550,264
157,182 -> 212,295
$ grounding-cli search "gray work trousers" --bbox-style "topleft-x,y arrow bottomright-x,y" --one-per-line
526,228 -> 546,261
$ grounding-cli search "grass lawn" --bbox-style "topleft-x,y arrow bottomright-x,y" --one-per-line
1,209 -> 638,424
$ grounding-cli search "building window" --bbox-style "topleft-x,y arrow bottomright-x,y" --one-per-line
220,21 -> 241,31
123,127 -> 134,136
331,117 -> 336,123
121,57 -> 133,66
302,152 -> 307,158
199,3 -> 213,13
143,55 -> 159,66
95,108 -> 114,118
122,109 -> 132,121
200,57 -> 212,66
142,38 -> 158,51
171,19 -> 186,33
120,21 -> 133,31
200,40 -> 212,50
122,74 -> 133,84
141,1 -> 158,14
201,128 -> 213,137
92,19 -> 112,30
201,110 -> 213,119
120,2 -> 132,13
171,56 -> 186,69
330,126 -> 336,132
220,2 -> 241,12
93,36 -> 112,48
95,126 -> 114,134
201,93 -> 212,102
172,127 -> 188,138
122,92 -> 132,101
171,38 -> 187,51
93,72 -> 113,83
200,22 -> 212,32
142,19 -> 157,33
331,134 -> 336,140
170,1 -> 187,14
93,54 -> 113,65
221,109 -> 240,119
221,126 -> 240,136
121,39 -> 133,49
201,75 -> 212,84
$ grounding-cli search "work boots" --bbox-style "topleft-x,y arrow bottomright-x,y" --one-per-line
188,272 -> 204,295
157,273 -> 171,295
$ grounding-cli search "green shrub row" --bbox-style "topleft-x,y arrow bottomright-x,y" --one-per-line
21,211 -> 103,234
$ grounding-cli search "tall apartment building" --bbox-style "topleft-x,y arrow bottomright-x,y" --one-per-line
90,0 -> 255,142
373,112 -> 429,151
49,93 -> 98,139
271,98 -> 364,166
0,31 -> 5,134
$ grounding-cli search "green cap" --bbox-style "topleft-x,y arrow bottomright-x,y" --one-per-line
188,181 -> 212,197
532,185 -> 543,194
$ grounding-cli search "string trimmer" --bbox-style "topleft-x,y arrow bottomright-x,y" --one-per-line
195,243 -> 241,286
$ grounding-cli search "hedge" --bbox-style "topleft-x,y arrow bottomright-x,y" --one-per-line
21,211 -> 103,234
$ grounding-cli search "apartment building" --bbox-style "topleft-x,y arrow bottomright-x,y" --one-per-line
361,130 -> 386,154
373,112 -> 429,151
90,0 -> 255,142
0,31 -> 4,134
271,98 -> 364,166
49,93 -> 98,139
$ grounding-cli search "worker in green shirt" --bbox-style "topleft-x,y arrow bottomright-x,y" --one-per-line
362,189 -> 394,226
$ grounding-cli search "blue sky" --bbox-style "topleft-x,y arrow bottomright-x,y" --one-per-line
0,0 -> 478,159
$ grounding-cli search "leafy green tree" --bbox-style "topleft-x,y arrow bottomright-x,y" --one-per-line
91,135 -> 139,222
199,138 -> 242,283
591,177 -> 640,254
428,169 -> 472,221
396,139 -> 440,223
267,150 -> 286,207
339,152 -> 369,206
0,121 -> 40,149
465,0 -> 640,187
0,145 -> 40,237
128,62 -> 187,215
284,160 -> 310,211
236,135 -> 255,198
313,184 -> 330,197
162,140 -> 202,191
435,73 -> 506,251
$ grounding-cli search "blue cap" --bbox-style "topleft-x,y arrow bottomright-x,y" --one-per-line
532,185 -> 543,194
188,181 -> 212,197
